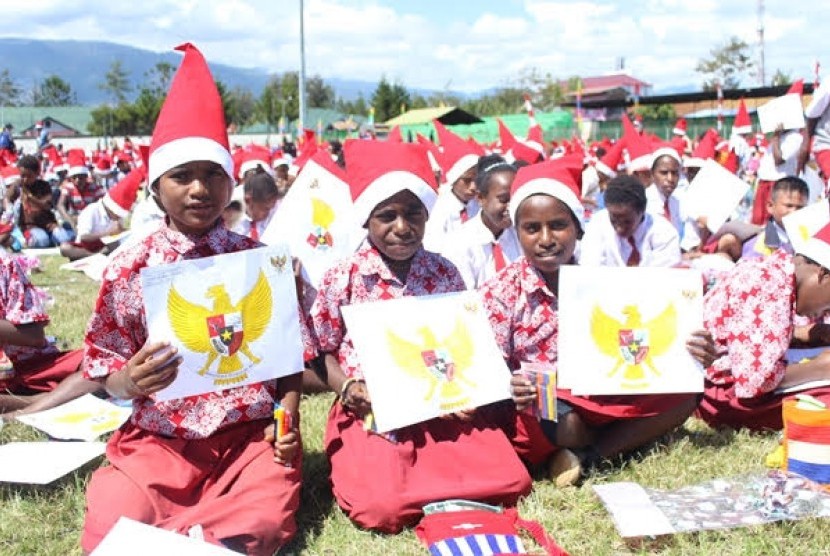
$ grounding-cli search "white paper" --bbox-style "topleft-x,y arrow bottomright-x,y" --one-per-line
342,291 -> 511,432
60,253 -> 110,281
0,441 -> 105,484
101,230 -> 130,246
783,200 -> 830,256
683,160 -> 750,233
141,245 -> 304,402
593,483 -> 676,538
260,157 -> 361,288
558,266 -> 704,395
92,517 -> 237,555
757,93 -> 806,134
17,394 -> 131,441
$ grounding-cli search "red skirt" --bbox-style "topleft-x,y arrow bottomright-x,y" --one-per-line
696,380 -> 830,431
0,349 -> 82,394
325,401 -> 532,533
480,400 -> 557,466
558,388 -> 697,428
81,419 -> 301,555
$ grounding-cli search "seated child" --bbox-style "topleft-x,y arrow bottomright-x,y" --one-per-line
442,154 -> 521,288
696,224 -> 830,431
80,44 -> 309,555
481,156 -> 717,486
232,171 -> 280,240
8,178 -> 75,248
309,139 -> 531,534
579,175 -> 681,267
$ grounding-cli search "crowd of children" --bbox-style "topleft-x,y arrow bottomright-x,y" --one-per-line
2,43 -> 830,554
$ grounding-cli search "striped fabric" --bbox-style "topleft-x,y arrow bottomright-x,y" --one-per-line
429,533 -> 526,556
784,399 -> 830,486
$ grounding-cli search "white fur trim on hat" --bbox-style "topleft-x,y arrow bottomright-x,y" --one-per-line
683,157 -> 705,169
651,147 -> 682,167
239,159 -> 275,179
353,170 -> 438,226
68,165 -> 89,177
509,178 -> 584,231
148,136 -> 234,186
594,160 -> 617,178
102,193 -> 129,219
628,154 -> 652,173
444,153 -> 479,187
732,125 -> 752,135
797,237 -> 830,270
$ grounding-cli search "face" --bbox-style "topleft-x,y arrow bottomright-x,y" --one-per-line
516,195 -> 580,284
18,167 -> 37,188
366,189 -> 427,261
767,190 -> 806,226
244,193 -> 278,222
478,171 -> 514,233
796,263 -> 830,319
155,160 -> 232,236
71,173 -> 89,190
451,166 -> 477,203
652,156 -> 680,198
606,203 -> 644,239
632,169 -> 652,188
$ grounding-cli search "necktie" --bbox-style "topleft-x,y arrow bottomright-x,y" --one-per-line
249,221 -> 259,241
663,199 -> 671,221
492,241 -> 507,272
460,207 -> 469,223
626,236 -> 640,267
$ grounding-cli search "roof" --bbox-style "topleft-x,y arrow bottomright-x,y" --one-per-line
2,106 -> 94,134
560,73 -> 652,92
384,106 -> 483,127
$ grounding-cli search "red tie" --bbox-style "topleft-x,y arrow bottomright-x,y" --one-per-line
492,241 -> 507,272
249,221 -> 259,241
626,236 -> 640,267
663,199 -> 671,221
460,207 -> 469,223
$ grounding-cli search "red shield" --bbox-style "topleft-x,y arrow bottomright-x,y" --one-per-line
618,329 -> 649,365
421,348 -> 456,381
206,313 -> 244,356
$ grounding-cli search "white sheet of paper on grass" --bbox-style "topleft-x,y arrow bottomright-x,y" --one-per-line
683,160 -> 750,233
342,291 -> 511,432
593,482 -> 675,537
92,517 -> 237,555
757,93 -> 806,134
0,441 -> 105,484
17,394 -> 131,441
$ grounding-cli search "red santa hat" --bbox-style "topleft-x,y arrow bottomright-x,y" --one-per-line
93,153 -> 112,176
416,133 -> 442,174
344,140 -> 437,226
508,153 -> 584,229
496,118 -> 516,154
148,43 -> 233,187
595,138 -> 625,178
672,118 -> 688,136
238,145 -> 275,179
0,165 -> 20,185
732,98 -> 752,135
66,148 -> 89,177
433,120 -> 483,186
102,166 -> 146,219
651,143 -> 683,166
797,222 -> 830,270
787,79 -> 804,96
387,126 -> 403,143
289,129 -> 318,177
684,129 -> 718,168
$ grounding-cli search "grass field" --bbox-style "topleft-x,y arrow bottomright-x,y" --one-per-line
1,255 -> 827,555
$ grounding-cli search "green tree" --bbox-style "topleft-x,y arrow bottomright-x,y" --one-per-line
225,86 -> 257,128
695,36 -> 755,90
771,69 -> 792,87
0,69 -> 22,107
306,75 -> 335,109
633,104 -> 676,121
371,76 -> 410,122
335,93 -> 369,116
144,61 -> 175,96
33,75 -> 76,106
88,103 -> 139,136
99,59 -> 133,104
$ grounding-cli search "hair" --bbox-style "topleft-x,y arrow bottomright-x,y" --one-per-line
771,176 -> 809,201
17,154 -> 40,175
243,171 -> 280,202
26,179 -> 52,198
474,154 -> 516,195
604,175 -> 647,213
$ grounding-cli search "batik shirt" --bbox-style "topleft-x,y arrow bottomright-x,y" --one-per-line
82,219 -> 315,439
309,243 -> 465,379
703,249 -> 795,398
62,180 -> 106,213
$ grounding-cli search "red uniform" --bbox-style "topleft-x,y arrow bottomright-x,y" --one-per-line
81,221 -> 313,554
309,243 -> 531,533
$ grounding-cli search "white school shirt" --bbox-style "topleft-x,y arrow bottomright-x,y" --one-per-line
645,184 -> 701,251
423,189 -> 479,252
578,209 -> 681,268
232,202 -> 280,239
76,200 -> 117,238
441,212 -> 521,289
806,79 -> 830,153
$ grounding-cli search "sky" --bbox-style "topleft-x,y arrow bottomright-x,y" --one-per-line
0,0 -> 824,94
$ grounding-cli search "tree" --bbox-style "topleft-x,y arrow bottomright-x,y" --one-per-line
225,86 -> 257,128
33,75 -> 76,106
371,76 -> 410,122
335,93 -> 369,116
633,103 -> 676,121
99,59 -> 133,104
695,36 -> 755,91
144,61 -> 175,96
770,69 -> 792,87
0,69 -> 22,107
306,75 -> 335,109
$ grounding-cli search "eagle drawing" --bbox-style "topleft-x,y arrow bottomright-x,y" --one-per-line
386,318 -> 477,411
307,197 -> 335,249
167,270 -> 272,386
590,303 -> 677,390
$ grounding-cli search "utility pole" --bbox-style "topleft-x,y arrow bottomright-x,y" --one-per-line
298,0 -> 307,134
757,0 -> 765,86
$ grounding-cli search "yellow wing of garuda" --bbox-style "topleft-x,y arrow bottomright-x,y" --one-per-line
590,305 -> 624,358
441,317 -> 475,373
311,197 -> 336,229
168,285 -> 213,354
236,270 -> 273,344
386,327 -> 432,380
643,303 -> 677,357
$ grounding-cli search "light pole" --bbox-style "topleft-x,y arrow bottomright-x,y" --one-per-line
298,0 -> 307,135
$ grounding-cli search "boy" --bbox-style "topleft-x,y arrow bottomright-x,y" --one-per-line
232,171 -> 280,240
57,149 -> 105,228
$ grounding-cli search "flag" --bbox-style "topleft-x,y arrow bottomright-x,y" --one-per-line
317,119 -> 323,145
575,78 -> 583,128
278,116 -> 286,135
716,83 -> 724,132
816,59 -> 822,89
368,106 -> 375,127
522,93 -> 536,126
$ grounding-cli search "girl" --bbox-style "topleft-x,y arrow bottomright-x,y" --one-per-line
480,156 -> 716,487
442,154 -> 521,289
80,44 -> 310,555
645,149 -> 702,252
310,139 -> 531,533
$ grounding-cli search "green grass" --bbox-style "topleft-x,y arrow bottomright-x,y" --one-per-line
1,255 -> 828,555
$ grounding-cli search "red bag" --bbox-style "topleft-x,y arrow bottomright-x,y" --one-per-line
415,507 -> 569,555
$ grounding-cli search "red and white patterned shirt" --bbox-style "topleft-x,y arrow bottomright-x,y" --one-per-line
62,180 -> 106,214
480,257 -> 560,370
0,254 -> 60,364
309,243 -> 465,379
82,219 -> 315,439
703,249 -> 795,398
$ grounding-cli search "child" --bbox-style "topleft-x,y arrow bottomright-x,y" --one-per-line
80,44 -> 309,555
232,171 -> 280,240
696,224 -> 830,431
441,154 -> 521,288
480,157 -> 716,486
579,175 -> 680,267
8,178 -> 75,248
57,149 -> 105,228
309,139 -> 531,533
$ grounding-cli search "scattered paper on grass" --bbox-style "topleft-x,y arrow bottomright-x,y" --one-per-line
17,394 -> 131,441
92,517 -> 237,555
0,441 -> 105,484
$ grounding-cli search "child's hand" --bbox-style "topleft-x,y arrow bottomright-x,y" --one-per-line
686,329 -> 718,369
510,373 -> 537,412
121,341 -> 181,398
341,379 -> 372,418
264,424 -> 299,466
